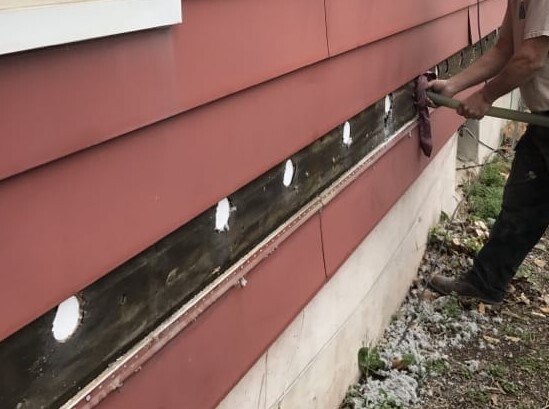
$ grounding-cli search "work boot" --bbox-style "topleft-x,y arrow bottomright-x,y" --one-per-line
429,274 -> 504,304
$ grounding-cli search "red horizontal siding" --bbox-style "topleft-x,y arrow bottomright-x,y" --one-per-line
0,0 -> 500,182
325,0 -> 472,56
469,0 -> 506,43
99,214 -> 327,409
0,9 -> 472,342
95,106 -> 464,409
0,0 -> 329,180
0,28 -> 181,180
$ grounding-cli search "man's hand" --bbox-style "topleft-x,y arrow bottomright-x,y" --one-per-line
457,90 -> 492,120
427,79 -> 457,98
427,79 -> 458,107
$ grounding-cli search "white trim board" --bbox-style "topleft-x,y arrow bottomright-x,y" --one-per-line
0,0 -> 182,56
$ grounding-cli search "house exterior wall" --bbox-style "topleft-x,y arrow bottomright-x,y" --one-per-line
0,0 -> 507,407
0,0 -> 504,343
97,101 -> 466,409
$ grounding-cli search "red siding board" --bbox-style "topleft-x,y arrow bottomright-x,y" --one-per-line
321,100 -> 473,277
99,214 -> 326,409
469,0 -> 506,43
325,0 -> 473,56
0,28 -> 182,181
0,11 -> 472,342
0,0 -> 328,181
325,0 -> 506,57
176,0 -> 329,109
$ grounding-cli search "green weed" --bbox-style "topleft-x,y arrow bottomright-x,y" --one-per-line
467,387 -> 490,404
501,380 -> 518,394
401,353 -> 417,367
459,367 -> 474,380
487,363 -> 508,379
428,225 -> 451,245
425,358 -> 449,376
517,356 -> 546,374
441,296 -> 462,319
465,158 -> 508,220
358,347 -> 386,376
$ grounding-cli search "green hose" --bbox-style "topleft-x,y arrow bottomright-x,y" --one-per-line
426,91 -> 549,128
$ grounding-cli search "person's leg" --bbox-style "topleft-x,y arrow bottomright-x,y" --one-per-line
430,126 -> 549,303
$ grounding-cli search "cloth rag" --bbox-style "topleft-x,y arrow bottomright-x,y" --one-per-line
415,72 -> 437,157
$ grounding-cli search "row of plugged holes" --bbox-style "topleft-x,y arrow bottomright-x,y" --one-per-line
214,93 -> 393,233
48,95 -> 395,343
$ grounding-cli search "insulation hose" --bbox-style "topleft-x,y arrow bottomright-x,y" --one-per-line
426,91 -> 549,128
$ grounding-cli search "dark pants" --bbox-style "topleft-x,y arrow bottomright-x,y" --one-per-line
468,125 -> 549,300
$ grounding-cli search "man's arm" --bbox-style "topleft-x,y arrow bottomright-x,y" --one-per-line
429,5 -> 514,97
459,34 -> 549,119
483,36 -> 549,103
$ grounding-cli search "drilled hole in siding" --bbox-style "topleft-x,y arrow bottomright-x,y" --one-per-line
437,60 -> 449,77
283,160 -> 295,187
342,121 -> 352,147
215,198 -> 232,232
384,94 -> 393,126
52,296 -> 81,343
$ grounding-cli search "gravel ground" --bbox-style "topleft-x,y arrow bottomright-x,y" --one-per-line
341,222 -> 549,409
340,140 -> 549,409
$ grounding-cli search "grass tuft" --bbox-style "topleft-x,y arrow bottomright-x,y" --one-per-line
464,157 -> 508,220
358,347 -> 386,376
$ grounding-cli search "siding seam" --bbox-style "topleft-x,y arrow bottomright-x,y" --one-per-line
318,210 -> 329,280
322,0 -> 331,57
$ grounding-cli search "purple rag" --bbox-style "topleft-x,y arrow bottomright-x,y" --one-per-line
415,73 -> 437,157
